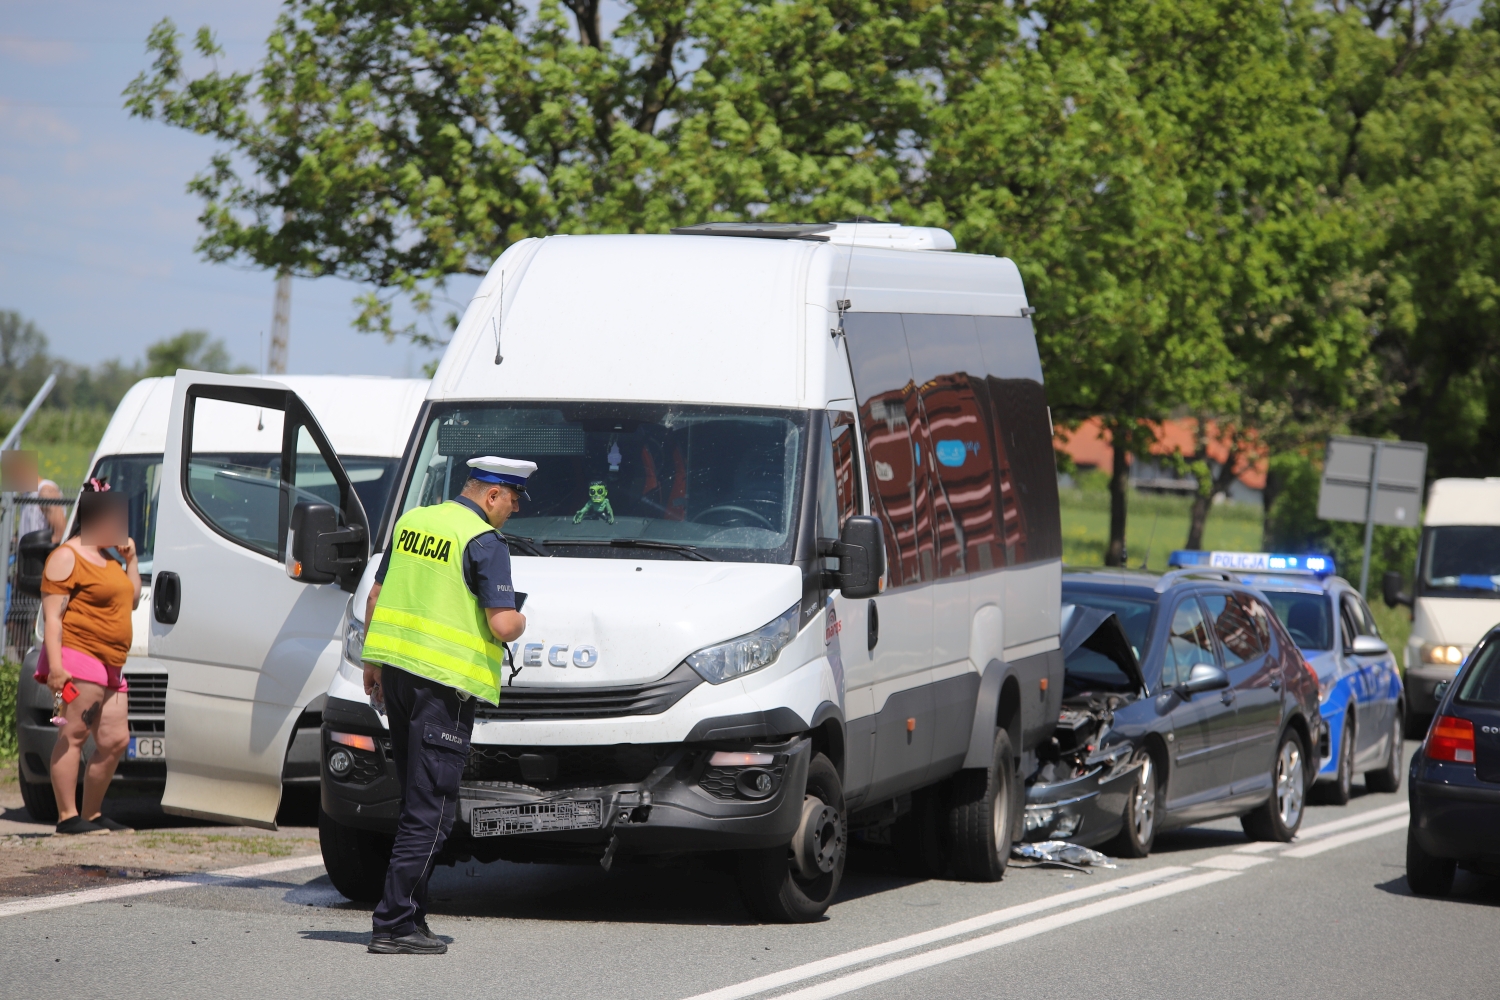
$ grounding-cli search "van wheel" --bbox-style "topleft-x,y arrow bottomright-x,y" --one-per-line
736,753 -> 846,923
1313,711 -> 1354,805
1405,821 -> 1455,897
1241,728 -> 1307,842
945,730 -> 1016,882
1110,752 -> 1158,859
18,763 -> 59,824
1365,707 -> 1404,794
319,809 -> 394,903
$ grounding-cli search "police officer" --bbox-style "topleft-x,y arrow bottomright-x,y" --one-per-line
360,456 -> 535,955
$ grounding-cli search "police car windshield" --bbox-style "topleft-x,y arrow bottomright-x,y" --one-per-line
397,403 -> 808,563
1422,526 -> 1500,595
1259,590 -> 1332,651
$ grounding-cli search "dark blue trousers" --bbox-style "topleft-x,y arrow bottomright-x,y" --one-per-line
371,666 -> 475,936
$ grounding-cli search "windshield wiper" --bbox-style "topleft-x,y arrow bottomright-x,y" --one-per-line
541,538 -> 713,561
502,534 -> 550,557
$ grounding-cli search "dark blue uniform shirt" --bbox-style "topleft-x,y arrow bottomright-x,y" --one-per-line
375,496 -> 517,609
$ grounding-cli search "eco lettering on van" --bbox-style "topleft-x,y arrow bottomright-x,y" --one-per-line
397,528 -> 453,564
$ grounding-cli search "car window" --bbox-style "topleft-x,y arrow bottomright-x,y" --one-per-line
1353,595 -> 1381,638
1339,596 -> 1360,650
1201,592 -> 1267,668
1262,590 -> 1332,651
1163,599 -> 1216,688
1456,637 -> 1500,707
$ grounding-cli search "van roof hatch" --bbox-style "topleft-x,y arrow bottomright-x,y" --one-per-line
669,222 -> 834,241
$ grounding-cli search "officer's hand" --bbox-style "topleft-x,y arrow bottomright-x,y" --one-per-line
489,608 -> 526,643
363,663 -> 380,697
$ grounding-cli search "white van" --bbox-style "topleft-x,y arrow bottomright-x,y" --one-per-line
14,375 -> 428,821
149,223 -> 1064,921
1387,477 -> 1500,733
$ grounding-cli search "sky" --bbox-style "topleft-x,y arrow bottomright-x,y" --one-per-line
0,1 -> 467,378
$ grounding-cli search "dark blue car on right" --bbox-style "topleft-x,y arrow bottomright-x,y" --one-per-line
1407,624 -> 1500,895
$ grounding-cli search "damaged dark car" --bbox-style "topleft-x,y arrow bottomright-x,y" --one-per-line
1024,605 -> 1156,856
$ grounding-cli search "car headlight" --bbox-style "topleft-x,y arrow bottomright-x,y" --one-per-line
686,605 -> 800,685
344,610 -> 366,666
1419,643 -> 1465,666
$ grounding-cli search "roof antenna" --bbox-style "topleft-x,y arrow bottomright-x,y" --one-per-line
493,271 -> 505,365
830,219 -> 858,340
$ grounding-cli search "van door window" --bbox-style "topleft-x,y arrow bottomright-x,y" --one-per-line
974,316 -> 1062,565
828,410 -> 862,527
185,396 -> 286,558
843,312 -> 926,587
903,313 -> 1000,575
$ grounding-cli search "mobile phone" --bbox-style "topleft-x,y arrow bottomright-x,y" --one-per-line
61,680 -> 79,704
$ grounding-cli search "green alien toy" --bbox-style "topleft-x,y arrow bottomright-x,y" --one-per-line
574,480 -> 616,524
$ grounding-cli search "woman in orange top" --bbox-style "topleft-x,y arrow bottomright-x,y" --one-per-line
36,483 -> 141,834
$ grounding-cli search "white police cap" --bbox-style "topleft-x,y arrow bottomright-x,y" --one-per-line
466,456 -> 537,496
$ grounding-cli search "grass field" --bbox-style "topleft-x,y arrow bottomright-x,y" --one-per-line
1059,482 -> 1412,661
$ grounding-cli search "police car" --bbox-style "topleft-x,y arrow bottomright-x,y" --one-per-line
1169,551 -> 1406,804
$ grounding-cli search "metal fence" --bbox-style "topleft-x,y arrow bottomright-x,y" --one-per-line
2,494 -> 75,658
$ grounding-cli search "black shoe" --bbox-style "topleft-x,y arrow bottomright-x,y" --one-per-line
368,931 -> 447,955
55,816 -> 105,835
88,815 -> 132,832
415,919 -> 438,943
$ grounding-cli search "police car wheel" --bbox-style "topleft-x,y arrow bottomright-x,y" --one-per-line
18,763 -> 59,824
1365,706 -> 1404,794
1313,712 -> 1354,806
319,808 -> 394,903
736,752 -> 846,923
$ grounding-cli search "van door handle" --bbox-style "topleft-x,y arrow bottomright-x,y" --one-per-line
154,571 -> 181,625
867,599 -> 879,651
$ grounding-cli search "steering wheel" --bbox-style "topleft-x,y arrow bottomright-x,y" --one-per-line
691,505 -> 775,531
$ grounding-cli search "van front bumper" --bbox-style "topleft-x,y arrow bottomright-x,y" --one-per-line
319,696 -> 812,860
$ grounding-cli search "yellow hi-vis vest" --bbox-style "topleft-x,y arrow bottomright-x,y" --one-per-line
362,501 -> 506,704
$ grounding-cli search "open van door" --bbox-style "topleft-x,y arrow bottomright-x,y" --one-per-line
151,372 -> 369,828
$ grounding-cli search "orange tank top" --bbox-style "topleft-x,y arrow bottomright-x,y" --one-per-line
41,547 -> 133,669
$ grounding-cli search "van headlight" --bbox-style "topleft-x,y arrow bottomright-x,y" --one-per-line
344,611 -> 366,666
1419,643 -> 1465,667
686,605 -> 800,685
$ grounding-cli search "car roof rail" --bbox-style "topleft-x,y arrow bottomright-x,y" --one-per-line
1154,568 -> 1236,593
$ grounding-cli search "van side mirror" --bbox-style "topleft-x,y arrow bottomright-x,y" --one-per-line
1177,662 -> 1229,697
288,501 -> 368,591
1382,570 -> 1411,609
819,516 -> 885,599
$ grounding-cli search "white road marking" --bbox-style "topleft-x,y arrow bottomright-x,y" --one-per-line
1233,841 -> 1285,854
681,867 -> 1192,1000
0,854 -> 325,919
1194,854 -> 1272,870
1281,816 -> 1409,858
768,871 -> 1240,1000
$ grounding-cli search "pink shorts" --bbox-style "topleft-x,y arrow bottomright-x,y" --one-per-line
35,646 -> 128,694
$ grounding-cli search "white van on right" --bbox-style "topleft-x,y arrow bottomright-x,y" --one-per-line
1391,477 -> 1500,734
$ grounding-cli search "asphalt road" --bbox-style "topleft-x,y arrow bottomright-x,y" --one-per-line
1,744 -> 1495,1000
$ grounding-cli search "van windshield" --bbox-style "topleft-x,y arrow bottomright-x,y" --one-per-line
396,403 -> 808,563
90,452 -> 400,575
1422,526 -> 1500,596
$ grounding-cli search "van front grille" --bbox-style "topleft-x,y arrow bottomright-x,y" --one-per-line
125,674 -> 168,717
474,663 -> 701,721
463,744 -> 674,788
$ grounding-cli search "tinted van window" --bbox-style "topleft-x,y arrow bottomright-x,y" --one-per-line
974,316 -> 1061,564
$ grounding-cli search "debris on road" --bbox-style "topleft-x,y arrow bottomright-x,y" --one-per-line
1012,840 -> 1118,870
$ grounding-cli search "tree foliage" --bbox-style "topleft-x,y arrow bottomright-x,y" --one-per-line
125,0 -> 1500,562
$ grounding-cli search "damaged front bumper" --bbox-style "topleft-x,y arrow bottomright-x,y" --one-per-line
1023,755 -> 1141,848
319,696 -> 811,863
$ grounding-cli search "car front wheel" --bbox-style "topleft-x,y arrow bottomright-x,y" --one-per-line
1111,752 -> 1158,859
1241,729 -> 1307,842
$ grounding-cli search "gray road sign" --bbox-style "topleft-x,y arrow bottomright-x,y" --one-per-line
1317,435 -> 1427,594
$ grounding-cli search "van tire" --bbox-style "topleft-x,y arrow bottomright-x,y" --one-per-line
736,752 -> 846,923
319,808 -> 394,903
945,730 -> 1015,882
18,764 -> 59,824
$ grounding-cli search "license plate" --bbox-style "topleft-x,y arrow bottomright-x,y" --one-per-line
471,798 -> 603,838
127,737 -> 165,760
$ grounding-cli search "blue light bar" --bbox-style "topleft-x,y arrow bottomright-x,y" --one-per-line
1167,550 -> 1335,577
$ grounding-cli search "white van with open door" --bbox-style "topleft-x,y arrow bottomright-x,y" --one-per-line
14,375 -> 427,823
155,223 -> 1064,920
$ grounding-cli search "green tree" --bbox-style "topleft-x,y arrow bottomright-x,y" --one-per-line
143,330 -> 247,378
